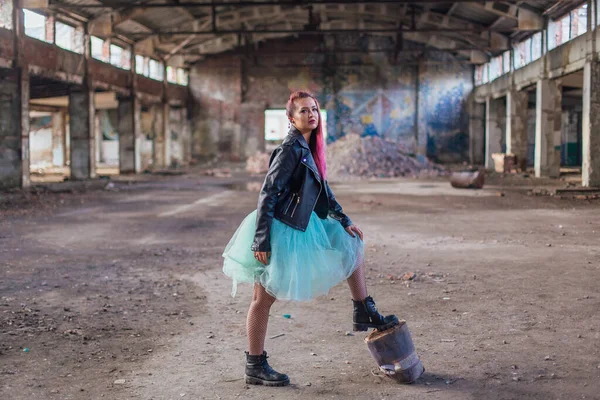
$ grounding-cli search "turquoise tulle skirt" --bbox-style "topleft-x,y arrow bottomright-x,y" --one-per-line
222,210 -> 364,301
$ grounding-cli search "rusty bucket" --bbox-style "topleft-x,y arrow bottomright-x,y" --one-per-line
449,169 -> 485,189
365,321 -> 424,384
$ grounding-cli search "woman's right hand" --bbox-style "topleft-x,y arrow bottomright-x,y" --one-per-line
254,251 -> 271,265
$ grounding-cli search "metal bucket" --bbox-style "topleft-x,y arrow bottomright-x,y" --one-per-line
365,321 -> 424,384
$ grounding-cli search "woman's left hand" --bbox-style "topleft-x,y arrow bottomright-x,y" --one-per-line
345,225 -> 363,240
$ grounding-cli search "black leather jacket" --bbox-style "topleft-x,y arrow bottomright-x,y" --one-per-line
251,128 -> 352,252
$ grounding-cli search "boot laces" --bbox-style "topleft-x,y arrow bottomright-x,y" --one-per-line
365,296 -> 379,313
260,354 -> 276,374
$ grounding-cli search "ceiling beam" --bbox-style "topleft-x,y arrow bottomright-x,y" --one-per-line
178,47 -> 481,56
127,26 -> 526,38
165,20 -> 211,59
468,1 -> 519,20
489,16 -> 505,29
185,25 -> 479,58
417,9 -> 503,44
49,0 -> 522,9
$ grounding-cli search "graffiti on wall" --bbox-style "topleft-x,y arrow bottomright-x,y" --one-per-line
326,70 -> 417,144
304,35 -> 472,161
418,58 -> 473,162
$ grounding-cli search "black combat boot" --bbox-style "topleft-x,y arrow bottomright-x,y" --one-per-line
353,296 -> 399,332
245,351 -> 290,387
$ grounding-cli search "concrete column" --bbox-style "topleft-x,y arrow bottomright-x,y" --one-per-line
152,103 -> 170,168
118,96 -> 142,174
506,89 -> 529,169
51,111 -> 65,166
163,103 -> 171,167
94,112 -> 101,166
468,99 -> 485,165
485,96 -> 503,169
239,103 -> 265,156
582,60 -> 600,187
182,113 -> 192,165
69,89 -> 96,180
0,68 -> 30,189
534,79 -> 562,178
64,111 -> 70,166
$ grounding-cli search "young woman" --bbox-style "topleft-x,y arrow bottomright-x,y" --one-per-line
222,91 -> 398,387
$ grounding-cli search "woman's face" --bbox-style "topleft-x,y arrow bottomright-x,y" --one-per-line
289,97 -> 319,134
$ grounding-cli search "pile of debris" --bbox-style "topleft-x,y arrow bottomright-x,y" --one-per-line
327,134 -> 446,179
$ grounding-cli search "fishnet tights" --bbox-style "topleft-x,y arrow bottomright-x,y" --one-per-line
246,253 -> 368,355
246,283 -> 276,356
347,252 -> 368,301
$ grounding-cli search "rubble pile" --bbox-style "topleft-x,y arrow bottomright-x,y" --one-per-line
327,134 -> 446,179
245,152 -> 270,175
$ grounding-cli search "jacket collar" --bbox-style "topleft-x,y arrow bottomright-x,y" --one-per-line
287,126 -> 310,150
286,127 -> 322,182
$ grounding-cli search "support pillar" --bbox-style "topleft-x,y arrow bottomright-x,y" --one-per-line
582,60 -> 600,186
1,2 -> 30,188
534,79 -> 562,178
152,103 -> 170,168
0,68 -> 29,188
69,89 -> 96,180
468,98 -> 485,165
182,112 -> 192,165
118,96 -> 142,174
506,89 -> 529,169
163,102 -> 171,167
485,96 -> 503,169
239,103 -> 265,156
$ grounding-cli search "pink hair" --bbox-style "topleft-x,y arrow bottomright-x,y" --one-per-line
286,91 -> 327,181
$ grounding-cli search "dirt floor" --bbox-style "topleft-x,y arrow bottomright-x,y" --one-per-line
1,166 -> 599,400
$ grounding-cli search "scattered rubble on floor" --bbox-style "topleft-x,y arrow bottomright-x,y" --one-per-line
327,134 -> 446,179
529,186 -> 600,200
203,168 -> 232,178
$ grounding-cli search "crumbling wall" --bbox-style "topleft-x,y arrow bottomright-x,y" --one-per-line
169,107 -> 192,166
97,109 -> 119,166
190,57 -> 241,160
29,115 -> 53,168
190,35 -> 473,163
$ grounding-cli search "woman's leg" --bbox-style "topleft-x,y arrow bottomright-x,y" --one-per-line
245,283 -> 289,386
347,253 -> 368,301
347,253 -> 398,331
247,283 -> 276,355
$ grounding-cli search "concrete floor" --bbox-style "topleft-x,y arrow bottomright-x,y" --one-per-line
1,168 -> 599,400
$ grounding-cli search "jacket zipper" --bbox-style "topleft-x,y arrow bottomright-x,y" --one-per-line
301,161 -> 321,183
290,195 -> 300,217
309,183 -> 323,221
284,194 -> 296,215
